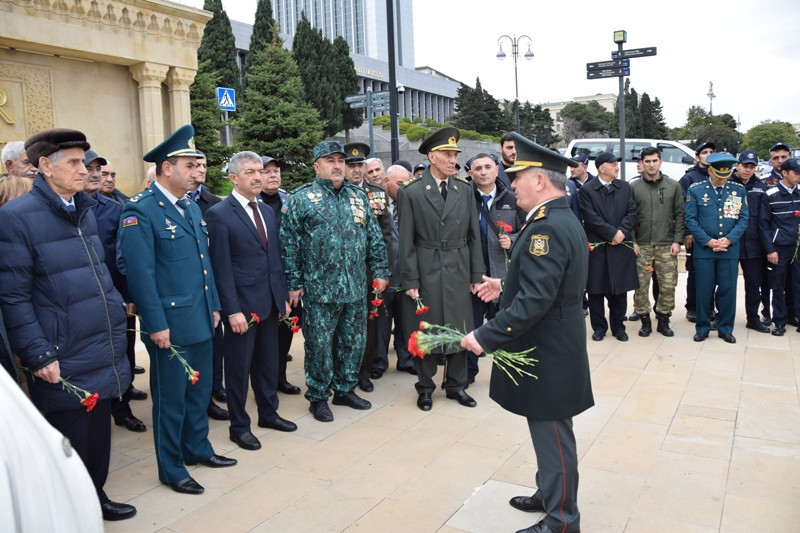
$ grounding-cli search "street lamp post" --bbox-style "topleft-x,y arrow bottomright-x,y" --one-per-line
707,81 -> 715,143
496,34 -> 533,132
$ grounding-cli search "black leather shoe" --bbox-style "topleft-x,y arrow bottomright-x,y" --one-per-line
718,332 -> 736,344
101,500 -> 137,521
515,518 -> 580,533
772,325 -> 786,336
398,365 -> 417,375
591,331 -> 605,341
370,369 -> 383,379
446,389 -> 477,407
207,402 -> 230,420
133,365 -> 145,375
760,315 -> 772,326
789,316 -> 800,327
332,391 -> 372,410
686,310 -> 697,323
212,388 -> 227,402
628,311 -> 640,321
693,332 -> 709,342
310,400 -> 334,422
612,330 -> 628,342
168,476 -> 204,495
230,431 -> 261,450
128,386 -> 148,401
114,414 -> 146,433
709,320 -> 719,331
187,454 -> 237,468
358,378 -> 374,392
436,354 -> 446,365
417,392 -> 432,411
278,381 -> 302,395
509,494 -> 545,513
258,416 -> 297,432
746,321 -> 771,333
286,353 -> 293,361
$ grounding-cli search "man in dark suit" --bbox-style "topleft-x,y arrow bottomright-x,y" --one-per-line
187,154 -> 228,421
398,127 -> 485,411
462,133 -> 592,533
206,151 -> 294,451
120,125 -> 236,495
579,151 -> 639,342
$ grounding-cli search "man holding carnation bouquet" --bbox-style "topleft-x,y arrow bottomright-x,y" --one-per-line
460,133 -> 593,533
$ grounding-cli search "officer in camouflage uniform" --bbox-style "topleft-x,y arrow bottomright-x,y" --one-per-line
280,141 -> 390,422
630,146 -> 685,337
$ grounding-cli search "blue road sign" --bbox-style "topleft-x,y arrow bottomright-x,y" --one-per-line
217,87 -> 236,112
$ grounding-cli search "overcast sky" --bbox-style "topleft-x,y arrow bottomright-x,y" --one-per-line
176,0 -> 800,132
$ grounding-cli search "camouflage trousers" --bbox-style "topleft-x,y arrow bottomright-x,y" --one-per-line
303,300 -> 366,402
634,244 -> 678,315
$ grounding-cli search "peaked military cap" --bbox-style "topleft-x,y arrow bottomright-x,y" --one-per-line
143,124 -> 203,163
25,128 -> 90,166
344,142 -> 370,164
506,132 -> 577,174
706,153 -> 738,179
83,149 -> 107,167
418,126 -> 461,154
738,150 -> 758,164
313,140 -> 345,161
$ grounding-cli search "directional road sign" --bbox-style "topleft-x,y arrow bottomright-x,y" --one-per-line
370,90 -> 391,99
587,58 -> 629,71
612,47 -> 657,59
587,67 -> 630,80
344,94 -> 366,104
216,87 -> 236,111
371,104 -> 391,112
348,102 -> 369,109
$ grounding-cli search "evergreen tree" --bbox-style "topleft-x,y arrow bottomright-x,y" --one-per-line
650,97 -> 669,139
481,86 -> 513,137
559,100 -> 614,141
519,102 -> 559,146
611,79 -> 642,137
235,43 -> 324,190
198,0 -> 241,95
249,0 -> 277,57
333,36 -> 363,136
293,14 -> 340,136
189,63 -> 233,194
742,121 -> 800,159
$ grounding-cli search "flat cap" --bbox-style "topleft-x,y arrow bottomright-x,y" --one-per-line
25,128 -> 90,166
506,132 -> 578,174
313,141 -> 345,161
143,124 -> 203,163
419,126 -> 461,154
83,149 -> 107,167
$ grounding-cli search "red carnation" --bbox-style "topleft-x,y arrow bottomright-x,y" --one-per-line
250,312 -> 260,324
371,298 -> 383,307
502,223 -> 513,233
291,316 -> 299,325
291,326 -> 300,334
81,392 -> 99,412
372,280 -> 380,289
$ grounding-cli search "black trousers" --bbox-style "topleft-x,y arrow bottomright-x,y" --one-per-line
469,293 -> 497,379
46,399 -> 112,504
587,292 -> 626,334
111,315 -> 137,421
740,257 -> 764,324
684,246 -> 696,312
372,289 -> 413,373
414,349 -> 467,394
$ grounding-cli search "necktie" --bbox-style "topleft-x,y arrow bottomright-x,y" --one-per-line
480,194 -> 491,236
440,181 -> 448,201
391,200 -> 398,227
248,201 -> 268,248
715,187 -> 723,201
176,198 -> 194,226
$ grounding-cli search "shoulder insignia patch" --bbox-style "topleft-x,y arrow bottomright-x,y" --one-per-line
402,176 -> 419,187
530,234 -> 549,256
533,205 -> 547,221
766,187 -> 779,196
122,216 -> 138,228
689,181 -> 703,188
454,176 -> 470,184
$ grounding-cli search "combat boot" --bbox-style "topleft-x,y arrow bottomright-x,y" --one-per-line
638,314 -> 652,337
656,312 -> 674,337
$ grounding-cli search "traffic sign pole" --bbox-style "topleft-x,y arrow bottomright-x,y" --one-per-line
618,40 -> 626,180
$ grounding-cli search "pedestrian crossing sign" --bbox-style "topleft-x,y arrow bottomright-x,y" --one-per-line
216,87 -> 236,111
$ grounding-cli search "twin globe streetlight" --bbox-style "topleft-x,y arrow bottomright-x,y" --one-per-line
496,34 -> 534,132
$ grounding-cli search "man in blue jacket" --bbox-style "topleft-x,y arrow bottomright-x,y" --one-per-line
119,125 -> 235,495
0,128 -> 135,521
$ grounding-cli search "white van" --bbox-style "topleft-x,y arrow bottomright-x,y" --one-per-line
565,138 -> 696,181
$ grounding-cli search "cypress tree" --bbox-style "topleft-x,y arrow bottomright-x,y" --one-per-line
189,62 -> 233,193
198,0 -> 241,95
333,36 -> 364,136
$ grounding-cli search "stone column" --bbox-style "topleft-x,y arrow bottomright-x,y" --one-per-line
129,62 -> 169,158
166,67 -> 196,130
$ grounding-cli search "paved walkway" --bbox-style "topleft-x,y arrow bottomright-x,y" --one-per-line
105,274 -> 800,532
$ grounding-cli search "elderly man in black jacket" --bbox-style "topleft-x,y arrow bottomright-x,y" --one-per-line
0,129 -> 135,521
579,151 -> 639,341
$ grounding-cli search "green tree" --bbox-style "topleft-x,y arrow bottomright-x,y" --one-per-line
198,0 -> 241,95
558,100 -> 613,141
611,79 -> 642,137
519,102 -> 559,146
639,93 -> 668,139
235,43 -> 324,191
189,63 -> 233,193
249,0 -> 276,56
674,106 -> 741,153
332,36 -> 363,137
292,14 -> 340,136
451,79 -> 489,133
742,121 -> 800,159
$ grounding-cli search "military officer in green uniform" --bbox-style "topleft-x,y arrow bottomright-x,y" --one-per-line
461,133 -> 593,533
685,153 -> 748,343
343,143 -> 393,392
398,126 -> 484,411
280,141 -> 390,422
119,125 -> 236,496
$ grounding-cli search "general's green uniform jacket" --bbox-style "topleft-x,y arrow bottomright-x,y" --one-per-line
363,180 -> 393,273
397,169 -> 484,334
474,197 -> 594,420
281,177 -> 389,303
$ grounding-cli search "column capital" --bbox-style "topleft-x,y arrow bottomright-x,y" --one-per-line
167,67 -> 196,91
129,62 -> 169,87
